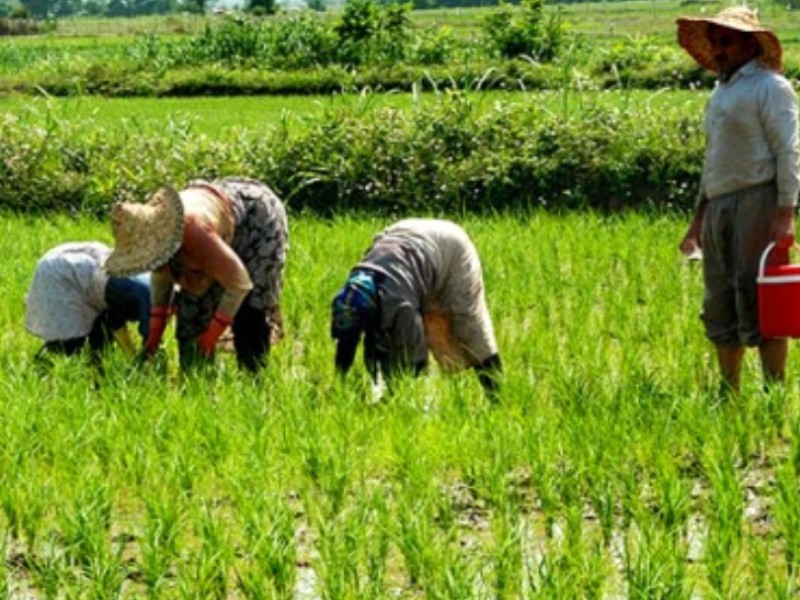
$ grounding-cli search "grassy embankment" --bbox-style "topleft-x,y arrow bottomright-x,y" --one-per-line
7,0 -> 800,96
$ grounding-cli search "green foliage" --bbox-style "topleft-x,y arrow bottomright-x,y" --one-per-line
411,25 -> 456,65
265,12 -> 338,68
336,0 -> 380,43
482,0 -> 563,60
185,17 -> 268,66
0,3 -> 584,94
247,0 -> 276,16
0,92 -> 703,215
334,0 -> 413,65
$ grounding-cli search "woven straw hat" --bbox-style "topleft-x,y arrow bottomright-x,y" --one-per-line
677,6 -> 782,72
105,186 -> 185,277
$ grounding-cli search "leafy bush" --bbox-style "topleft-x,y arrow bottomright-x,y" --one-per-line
411,26 -> 456,65
593,35 -> 687,87
482,0 -> 564,61
334,0 -> 413,65
183,18 -> 268,66
265,12 -> 338,69
0,4 -> 739,96
0,94 -> 703,216
0,16 -> 50,34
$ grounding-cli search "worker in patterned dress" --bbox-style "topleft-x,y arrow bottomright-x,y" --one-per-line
106,177 -> 288,373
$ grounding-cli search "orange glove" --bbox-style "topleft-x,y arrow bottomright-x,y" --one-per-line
145,305 -> 171,355
196,311 -> 233,357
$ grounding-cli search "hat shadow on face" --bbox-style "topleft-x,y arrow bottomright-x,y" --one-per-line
676,6 -> 782,73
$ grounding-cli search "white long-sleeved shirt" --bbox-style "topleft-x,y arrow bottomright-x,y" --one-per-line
700,60 -> 800,207
25,242 -> 110,342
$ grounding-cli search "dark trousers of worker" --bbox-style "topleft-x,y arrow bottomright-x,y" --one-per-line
38,312 -> 113,363
232,304 -> 271,372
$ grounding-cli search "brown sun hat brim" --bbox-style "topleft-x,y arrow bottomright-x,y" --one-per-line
105,186 -> 185,277
677,12 -> 782,73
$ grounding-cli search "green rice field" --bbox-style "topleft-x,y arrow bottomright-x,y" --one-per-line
3,211 -> 800,597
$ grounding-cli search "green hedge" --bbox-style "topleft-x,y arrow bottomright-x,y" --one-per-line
0,57 -> 720,98
0,93 -> 703,216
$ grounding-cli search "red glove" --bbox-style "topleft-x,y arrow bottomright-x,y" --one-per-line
145,305 -> 171,355
197,311 -> 233,357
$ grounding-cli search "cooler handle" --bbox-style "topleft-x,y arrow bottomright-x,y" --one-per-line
758,240 -> 800,279
758,241 -> 777,280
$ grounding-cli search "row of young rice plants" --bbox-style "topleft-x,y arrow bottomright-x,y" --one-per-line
35,0 -> 796,41
2,210 -> 800,597
0,0 -> 705,96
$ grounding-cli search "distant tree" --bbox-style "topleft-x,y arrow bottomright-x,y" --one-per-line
307,0 -> 325,11
336,0 -> 379,43
9,2 -> 28,15
182,0 -> 206,14
82,0 -> 105,14
136,0 -> 173,13
18,0 -> 50,17
106,0 -> 132,16
52,0 -> 80,16
247,0 -> 275,15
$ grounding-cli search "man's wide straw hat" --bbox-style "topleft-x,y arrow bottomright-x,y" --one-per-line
105,186 -> 185,277
677,6 -> 782,72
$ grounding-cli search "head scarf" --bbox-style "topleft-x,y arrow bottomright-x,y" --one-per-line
331,270 -> 378,339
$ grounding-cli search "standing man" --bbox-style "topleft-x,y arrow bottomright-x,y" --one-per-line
677,7 -> 799,393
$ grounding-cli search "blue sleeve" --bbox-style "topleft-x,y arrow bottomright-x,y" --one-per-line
104,274 -> 152,340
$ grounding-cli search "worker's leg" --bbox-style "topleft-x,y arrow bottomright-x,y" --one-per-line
232,304 -> 270,373
716,343 -> 745,394
759,337 -> 788,387
474,353 -> 502,401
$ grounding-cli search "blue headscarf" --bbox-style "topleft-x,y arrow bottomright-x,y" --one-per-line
331,270 -> 378,339
105,273 -> 151,339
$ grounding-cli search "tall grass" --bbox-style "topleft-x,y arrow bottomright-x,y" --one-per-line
0,89 -> 706,215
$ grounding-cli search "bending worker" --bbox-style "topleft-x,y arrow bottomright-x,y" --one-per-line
106,177 -> 288,372
25,241 -> 150,362
331,218 -> 502,398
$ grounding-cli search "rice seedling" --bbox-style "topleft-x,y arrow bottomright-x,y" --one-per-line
702,432 -> 744,596
139,487 -> 184,594
623,523 -> 692,600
